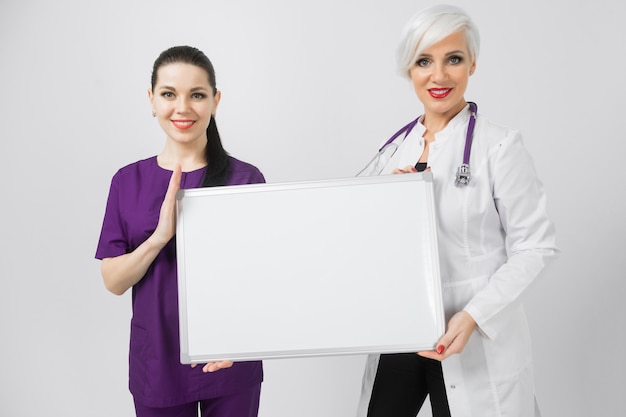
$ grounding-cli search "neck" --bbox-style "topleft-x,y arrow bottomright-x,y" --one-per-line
422,101 -> 467,134
158,139 -> 207,172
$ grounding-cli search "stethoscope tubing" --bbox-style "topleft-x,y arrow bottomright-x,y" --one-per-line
358,102 -> 477,186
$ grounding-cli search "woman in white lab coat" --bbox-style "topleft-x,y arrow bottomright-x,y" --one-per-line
356,5 -> 558,417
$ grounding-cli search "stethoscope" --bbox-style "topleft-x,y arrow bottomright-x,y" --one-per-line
357,102 -> 477,186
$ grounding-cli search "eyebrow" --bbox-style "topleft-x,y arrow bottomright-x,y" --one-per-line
158,86 -> 210,92
419,50 -> 466,58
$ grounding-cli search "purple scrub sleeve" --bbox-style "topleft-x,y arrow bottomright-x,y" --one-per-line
96,156 -> 264,408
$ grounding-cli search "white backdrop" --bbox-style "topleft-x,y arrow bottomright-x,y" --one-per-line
1,0 -> 624,416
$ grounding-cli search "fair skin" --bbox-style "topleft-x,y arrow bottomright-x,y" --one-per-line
101,62 -> 231,373
394,31 -> 479,361
393,30 -> 476,175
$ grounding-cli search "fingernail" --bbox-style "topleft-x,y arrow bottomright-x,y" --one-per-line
436,345 -> 445,354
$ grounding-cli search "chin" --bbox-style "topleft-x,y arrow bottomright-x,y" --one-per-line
425,99 -> 463,114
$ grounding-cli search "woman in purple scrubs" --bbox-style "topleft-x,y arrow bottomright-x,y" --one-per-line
95,46 -> 264,417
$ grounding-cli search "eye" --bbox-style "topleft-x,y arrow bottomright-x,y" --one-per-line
416,58 -> 430,67
449,55 -> 463,65
161,91 -> 174,99
191,92 -> 206,99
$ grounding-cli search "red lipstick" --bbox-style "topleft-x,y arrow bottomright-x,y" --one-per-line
428,88 -> 452,99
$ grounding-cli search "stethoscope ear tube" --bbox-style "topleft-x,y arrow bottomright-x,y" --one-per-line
455,102 -> 477,187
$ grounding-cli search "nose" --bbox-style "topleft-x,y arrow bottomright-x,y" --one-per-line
175,96 -> 191,113
431,63 -> 448,83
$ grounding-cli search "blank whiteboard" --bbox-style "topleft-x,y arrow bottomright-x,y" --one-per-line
176,172 -> 444,363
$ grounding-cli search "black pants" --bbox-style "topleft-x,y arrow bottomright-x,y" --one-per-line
366,353 -> 451,417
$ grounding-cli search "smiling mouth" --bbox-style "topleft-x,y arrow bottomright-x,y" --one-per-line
172,120 -> 195,130
428,88 -> 452,99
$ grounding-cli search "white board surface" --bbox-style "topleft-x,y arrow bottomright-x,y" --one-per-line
176,172 -> 444,363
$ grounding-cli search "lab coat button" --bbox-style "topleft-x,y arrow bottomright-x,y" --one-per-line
450,385 -> 456,389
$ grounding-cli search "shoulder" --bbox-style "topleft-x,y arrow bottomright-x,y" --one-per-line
474,116 -> 523,157
476,116 -> 520,142
227,156 -> 266,185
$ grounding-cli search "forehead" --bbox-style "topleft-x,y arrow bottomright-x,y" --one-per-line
155,63 -> 211,88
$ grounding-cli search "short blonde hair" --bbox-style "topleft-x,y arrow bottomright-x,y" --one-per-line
397,4 -> 480,79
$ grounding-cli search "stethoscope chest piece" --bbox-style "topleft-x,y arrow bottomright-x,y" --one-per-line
455,163 -> 471,186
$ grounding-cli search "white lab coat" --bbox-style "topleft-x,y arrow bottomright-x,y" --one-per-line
356,105 -> 558,417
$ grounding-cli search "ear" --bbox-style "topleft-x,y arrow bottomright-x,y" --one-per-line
469,59 -> 477,76
212,90 -> 222,116
147,88 -> 155,113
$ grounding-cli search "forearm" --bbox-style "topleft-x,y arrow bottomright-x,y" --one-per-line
463,247 -> 558,339
101,235 -> 169,295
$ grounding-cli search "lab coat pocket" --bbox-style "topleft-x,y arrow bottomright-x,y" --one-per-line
492,361 -> 537,417
482,305 -> 533,380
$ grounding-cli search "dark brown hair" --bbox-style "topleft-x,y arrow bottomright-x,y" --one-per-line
151,46 -> 230,187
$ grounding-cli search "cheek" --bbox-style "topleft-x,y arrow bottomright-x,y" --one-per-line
155,101 -> 172,116
411,76 -> 430,99
409,68 -> 422,83
410,69 -> 431,91
195,105 -> 214,127
157,118 -> 171,133
197,101 -> 215,116
454,68 -> 471,85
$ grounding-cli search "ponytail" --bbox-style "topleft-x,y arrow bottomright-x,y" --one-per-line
201,115 -> 230,187
151,46 -> 230,186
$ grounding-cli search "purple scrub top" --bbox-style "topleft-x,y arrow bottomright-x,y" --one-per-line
96,156 -> 264,408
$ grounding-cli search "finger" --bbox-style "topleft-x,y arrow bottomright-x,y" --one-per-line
165,164 -> 182,201
417,350 -> 442,361
214,360 -> 233,370
203,363 -> 221,373
202,361 -> 233,373
433,335 -> 452,356
392,166 -> 418,175
443,329 -> 472,356
153,164 -> 183,244
421,329 -> 455,360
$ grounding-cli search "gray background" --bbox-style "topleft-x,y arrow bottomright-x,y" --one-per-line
0,0 -> 624,416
